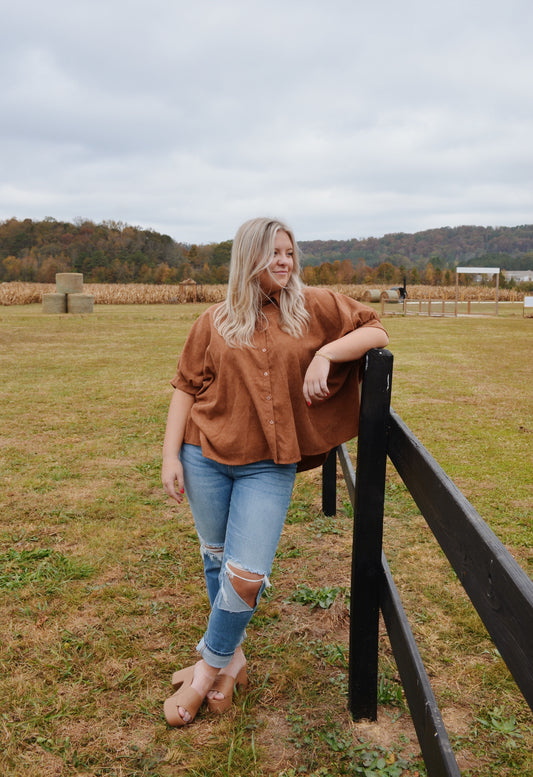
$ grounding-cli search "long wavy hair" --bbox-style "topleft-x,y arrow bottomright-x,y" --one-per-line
213,217 -> 310,347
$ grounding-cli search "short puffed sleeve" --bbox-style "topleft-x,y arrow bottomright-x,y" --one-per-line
170,309 -> 215,395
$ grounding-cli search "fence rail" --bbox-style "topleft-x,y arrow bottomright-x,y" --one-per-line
322,348 -> 533,777
379,297 -> 515,317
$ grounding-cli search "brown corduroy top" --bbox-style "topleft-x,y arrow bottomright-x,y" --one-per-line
171,286 -> 387,471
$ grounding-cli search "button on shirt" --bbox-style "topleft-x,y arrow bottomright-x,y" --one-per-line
171,287 -> 387,471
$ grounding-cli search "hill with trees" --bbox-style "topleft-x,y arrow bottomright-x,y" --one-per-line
1,217 -> 533,287
299,225 -> 533,268
0,217 -> 232,285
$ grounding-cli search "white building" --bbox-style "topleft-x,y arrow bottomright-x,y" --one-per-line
503,270 -> 533,283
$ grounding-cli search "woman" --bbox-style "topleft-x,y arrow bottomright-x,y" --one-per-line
161,217 -> 388,726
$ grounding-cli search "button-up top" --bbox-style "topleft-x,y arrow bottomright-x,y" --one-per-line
171,287 -> 387,470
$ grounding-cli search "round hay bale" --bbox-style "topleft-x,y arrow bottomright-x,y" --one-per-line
42,292 -> 67,314
68,293 -> 94,314
56,273 -> 84,294
362,289 -> 381,302
380,289 -> 400,302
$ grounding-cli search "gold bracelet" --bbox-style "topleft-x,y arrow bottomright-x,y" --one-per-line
315,351 -> 333,362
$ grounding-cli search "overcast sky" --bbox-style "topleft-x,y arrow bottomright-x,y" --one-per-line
2,0 -> 533,244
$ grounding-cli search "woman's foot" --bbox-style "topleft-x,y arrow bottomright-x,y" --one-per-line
206,648 -> 248,713
165,660 -> 219,726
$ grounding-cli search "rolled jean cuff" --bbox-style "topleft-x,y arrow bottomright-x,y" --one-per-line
195,635 -> 244,669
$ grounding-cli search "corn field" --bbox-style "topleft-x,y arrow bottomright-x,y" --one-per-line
0,281 -> 526,306
329,283 -> 525,302
0,282 -> 228,305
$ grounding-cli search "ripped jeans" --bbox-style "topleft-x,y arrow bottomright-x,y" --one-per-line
180,443 -> 296,668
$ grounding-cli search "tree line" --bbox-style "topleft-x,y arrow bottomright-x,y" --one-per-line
1,217 -> 532,287
300,224 -> 533,268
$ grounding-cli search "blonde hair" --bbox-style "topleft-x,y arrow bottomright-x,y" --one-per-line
213,217 -> 310,347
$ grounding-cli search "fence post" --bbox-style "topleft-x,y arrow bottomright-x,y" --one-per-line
349,348 -> 393,719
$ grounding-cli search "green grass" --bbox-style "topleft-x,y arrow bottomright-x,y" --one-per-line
0,303 -> 531,776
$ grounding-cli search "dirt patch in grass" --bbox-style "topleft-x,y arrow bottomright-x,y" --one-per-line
355,712 -> 419,756
254,710 -> 300,773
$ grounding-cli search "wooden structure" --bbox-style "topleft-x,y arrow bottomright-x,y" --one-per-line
455,266 -> 500,315
381,297 -> 455,317
380,296 -> 515,318
179,278 -> 199,302
322,348 -> 533,776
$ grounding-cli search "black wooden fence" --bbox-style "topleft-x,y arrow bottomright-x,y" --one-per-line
321,348 -> 533,777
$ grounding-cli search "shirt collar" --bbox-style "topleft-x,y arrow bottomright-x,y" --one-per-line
261,290 -> 281,307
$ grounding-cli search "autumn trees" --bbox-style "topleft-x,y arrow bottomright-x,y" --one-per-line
1,218 -> 533,286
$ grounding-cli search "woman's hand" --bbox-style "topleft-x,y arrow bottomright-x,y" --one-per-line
162,456 -> 185,504
303,353 -> 331,405
161,389 -> 194,505
303,326 -> 389,406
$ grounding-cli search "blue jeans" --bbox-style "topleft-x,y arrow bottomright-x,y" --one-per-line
180,444 -> 297,668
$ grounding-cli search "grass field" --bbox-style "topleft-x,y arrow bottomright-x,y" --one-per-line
1,303 -> 532,777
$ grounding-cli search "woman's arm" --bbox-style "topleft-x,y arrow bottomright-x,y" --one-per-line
161,389 -> 195,503
303,325 -> 389,405
315,325 -> 389,362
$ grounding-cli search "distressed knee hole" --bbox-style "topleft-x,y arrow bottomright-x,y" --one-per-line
218,571 -> 254,613
226,562 -> 269,609
200,542 -> 224,563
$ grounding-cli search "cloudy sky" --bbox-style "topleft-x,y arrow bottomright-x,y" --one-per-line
2,0 -> 533,244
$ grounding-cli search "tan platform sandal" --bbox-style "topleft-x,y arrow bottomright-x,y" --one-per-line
206,665 -> 248,714
164,665 -> 203,726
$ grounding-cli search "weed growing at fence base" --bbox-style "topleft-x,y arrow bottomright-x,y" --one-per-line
0,304 -> 531,776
